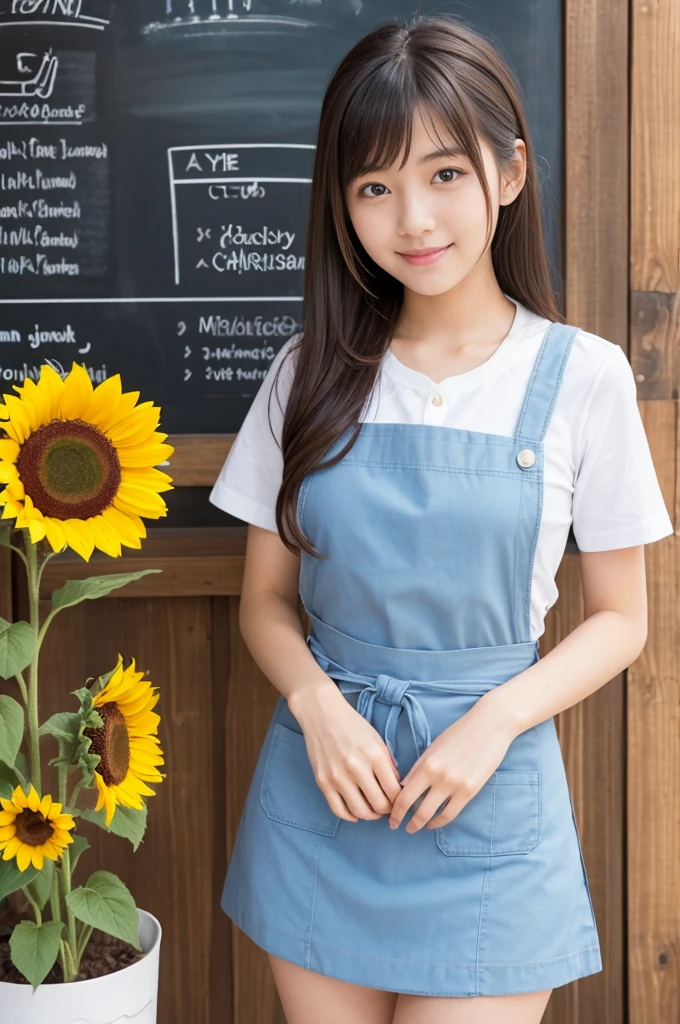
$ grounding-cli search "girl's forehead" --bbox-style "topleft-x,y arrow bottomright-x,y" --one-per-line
341,96 -> 482,184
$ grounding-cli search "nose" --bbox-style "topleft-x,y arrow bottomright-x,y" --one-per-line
396,190 -> 436,240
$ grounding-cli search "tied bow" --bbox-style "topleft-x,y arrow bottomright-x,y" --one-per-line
307,635 -> 432,760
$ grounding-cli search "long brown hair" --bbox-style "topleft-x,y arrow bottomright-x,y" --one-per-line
272,13 -> 563,557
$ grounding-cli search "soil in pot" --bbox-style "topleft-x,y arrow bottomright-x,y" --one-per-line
0,928 -> 146,984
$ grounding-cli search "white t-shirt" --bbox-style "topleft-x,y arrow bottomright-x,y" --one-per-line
209,296 -> 674,640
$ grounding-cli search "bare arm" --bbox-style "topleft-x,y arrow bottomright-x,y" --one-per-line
481,544 -> 649,734
239,524 -> 402,820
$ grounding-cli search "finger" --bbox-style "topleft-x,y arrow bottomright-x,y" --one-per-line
389,781 -> 431,829
337,782 -> 384,821
426,792 -> 470,830
356,772 -> 395,815
321,788 -> 359,823
404,788 -> 452,834
373,756 -> 403,805
388,747 -> 401,782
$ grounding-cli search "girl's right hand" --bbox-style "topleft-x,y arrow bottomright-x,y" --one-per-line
289,681 -> 403,822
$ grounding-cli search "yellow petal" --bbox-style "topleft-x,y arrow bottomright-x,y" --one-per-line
28,517 -> 47,544
117,443 -> 175,469
114,483 -> 168,515
26,785 -> 41,812
0,439 -> 20,461
101,506 -> 144,548
1,500 -> 22,519
106,403 -> 160,446
0,825 -> 16,841
2,836 -> 22,860
0,810 -> 16,825
38,794 -> 52,817
42,517 -> 66,554
16,844 -> 32,872
2,394 -> 33,444
88,515 -> 122,558
121,466 -> 174,492
0,462 -> 19,484
61,519 -> 95,561
30,847 -> 44,871
39,363 -> 66,419
60,362 -> 94,420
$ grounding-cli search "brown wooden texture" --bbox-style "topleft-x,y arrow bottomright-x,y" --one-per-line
166,435 -> 234,488
628,0 -> 680,1018
560,0 -> 630,1020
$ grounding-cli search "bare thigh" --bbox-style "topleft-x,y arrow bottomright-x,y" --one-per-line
267,953 -> 398,1024
392,989 -> 553,1024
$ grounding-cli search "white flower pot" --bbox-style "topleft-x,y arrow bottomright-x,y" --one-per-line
0,907 -> 162,1024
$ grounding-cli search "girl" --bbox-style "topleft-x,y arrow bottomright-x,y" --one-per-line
209,15 -> 673,1024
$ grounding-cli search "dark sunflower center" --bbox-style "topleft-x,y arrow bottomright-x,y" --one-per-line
15,809 -> 54,847
84,702 -> 130,787
16,418 -> 121,520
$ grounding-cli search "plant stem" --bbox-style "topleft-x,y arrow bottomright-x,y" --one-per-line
50,858 -> 68,978
24,537 -> 41,791
74,923 -> 93,971
60,845 -> 78,960
60,938 -> 77,983
21,885 -> 41,926
14,671 -> 28,705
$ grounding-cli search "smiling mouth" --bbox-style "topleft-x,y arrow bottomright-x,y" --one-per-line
397,243 -> 453,264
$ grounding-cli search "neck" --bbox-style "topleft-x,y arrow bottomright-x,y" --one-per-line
393,261 -> 515,349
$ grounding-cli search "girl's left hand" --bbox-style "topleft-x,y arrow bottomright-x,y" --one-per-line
388,693 -> 518,833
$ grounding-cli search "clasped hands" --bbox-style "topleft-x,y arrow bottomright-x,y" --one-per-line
296,683 -> 519,834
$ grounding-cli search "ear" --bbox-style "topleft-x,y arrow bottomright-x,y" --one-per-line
499,139 -> 527,206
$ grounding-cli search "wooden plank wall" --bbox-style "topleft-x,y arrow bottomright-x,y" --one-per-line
628,0 -> 680,1019
553,0 -> 630,1022
1,2 -> 678,1021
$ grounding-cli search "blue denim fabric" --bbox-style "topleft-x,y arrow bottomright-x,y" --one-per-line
221,321 -> 603,996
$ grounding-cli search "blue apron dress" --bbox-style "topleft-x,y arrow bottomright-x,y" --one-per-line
220,320 -> 603,997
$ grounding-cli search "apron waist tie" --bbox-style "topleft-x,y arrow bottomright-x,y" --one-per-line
307,634 -> 432,759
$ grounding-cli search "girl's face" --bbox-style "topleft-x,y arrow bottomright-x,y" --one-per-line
344,107 -> 525,297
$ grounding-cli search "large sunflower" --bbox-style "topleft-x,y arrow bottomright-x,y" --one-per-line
0,784 -> 76,871
0,362 -> 174,560
84,654 -> 165,826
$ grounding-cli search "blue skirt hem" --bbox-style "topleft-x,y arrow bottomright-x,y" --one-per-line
221,883 -> 603,998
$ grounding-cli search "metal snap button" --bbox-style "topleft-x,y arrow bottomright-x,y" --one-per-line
517,448 -> 536,468
431,394 -> 444,407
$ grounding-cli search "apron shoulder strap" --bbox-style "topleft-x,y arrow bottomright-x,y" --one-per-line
514,321 -> 579,442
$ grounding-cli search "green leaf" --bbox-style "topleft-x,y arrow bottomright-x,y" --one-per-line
0,758 -> 23,799
51,570 -> 162,615
0,856 -> 39,902
0,619 -> 35,679
68,834 -> 90,876
0,523 -> 13,547
0,695 -> 24,768
80,804 -> 148,852
39,703 -> 102,790
66,870 -> 140,950
29,858 -> 53,911
88,664 -> 119,698
9,919 -> 63,989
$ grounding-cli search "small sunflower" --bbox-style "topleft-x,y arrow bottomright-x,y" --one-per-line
0,362 -> 174,561
84,654 -> 165,826
0,784 -> 76,871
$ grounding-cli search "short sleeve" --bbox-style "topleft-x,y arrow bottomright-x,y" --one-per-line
572,343 -> 675,551
208,335 -> 300,531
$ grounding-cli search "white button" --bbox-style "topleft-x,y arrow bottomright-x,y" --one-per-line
431,394 -> 444,407
517,448 -> 536,468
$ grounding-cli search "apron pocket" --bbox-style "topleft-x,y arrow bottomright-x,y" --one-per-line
259,722 -> 341,836
435,769 -> 541,856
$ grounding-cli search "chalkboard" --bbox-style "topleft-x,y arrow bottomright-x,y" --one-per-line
0,0 -> 562,438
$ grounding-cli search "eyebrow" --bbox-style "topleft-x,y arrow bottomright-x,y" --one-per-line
417,146 -> 466,165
